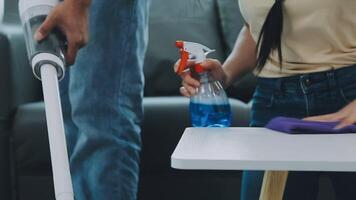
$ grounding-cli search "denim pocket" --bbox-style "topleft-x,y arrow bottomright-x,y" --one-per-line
335,66 -> 356,103
339,83 -> 356,103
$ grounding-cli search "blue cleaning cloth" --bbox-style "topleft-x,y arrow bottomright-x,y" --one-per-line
265,117 -> 356,134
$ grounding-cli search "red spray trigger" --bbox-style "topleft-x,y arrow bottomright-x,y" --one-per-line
176,40 -> 184,49
177,50 -> 189,75
175,40 -> 215,75
175,40 -> 188,75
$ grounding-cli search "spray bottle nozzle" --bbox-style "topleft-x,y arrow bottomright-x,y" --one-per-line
175,40 -> 214,75
175,40 -> 184,48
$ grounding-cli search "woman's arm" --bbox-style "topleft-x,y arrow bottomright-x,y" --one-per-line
223,24 -> 257,87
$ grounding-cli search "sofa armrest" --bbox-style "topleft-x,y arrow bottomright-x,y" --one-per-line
12,102 -> 51,174
0,129 -> 11,199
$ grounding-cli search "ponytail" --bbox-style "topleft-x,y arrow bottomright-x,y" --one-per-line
256,0 -> 284,72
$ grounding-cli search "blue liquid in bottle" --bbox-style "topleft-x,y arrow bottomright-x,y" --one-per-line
189,71 -> 232,127
190,102 -> 232,127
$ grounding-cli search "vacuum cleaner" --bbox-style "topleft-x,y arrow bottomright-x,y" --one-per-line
19,0 -> 74,199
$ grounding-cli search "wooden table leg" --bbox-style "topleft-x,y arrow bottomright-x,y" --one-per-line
259,171 -> 289,200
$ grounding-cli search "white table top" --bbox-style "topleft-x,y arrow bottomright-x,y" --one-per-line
171,128 -> 356,172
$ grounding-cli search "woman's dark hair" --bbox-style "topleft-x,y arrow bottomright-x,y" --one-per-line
256,0 -> 285,72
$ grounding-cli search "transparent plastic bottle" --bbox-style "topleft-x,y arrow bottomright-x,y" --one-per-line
190,71 -> 232,127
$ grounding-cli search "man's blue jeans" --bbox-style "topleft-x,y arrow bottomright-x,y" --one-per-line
59,0 -> 149,199
241,65 -> 356,200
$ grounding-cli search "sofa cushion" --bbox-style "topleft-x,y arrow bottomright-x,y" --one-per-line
138,171 -> 241,200
144,0 -> 226,96
13,97 -> 250,174
216,0 -> 244,54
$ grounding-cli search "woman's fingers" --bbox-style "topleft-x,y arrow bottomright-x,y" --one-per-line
181,71 -> 200,87
180,87 -> 191,97
174,59 -> 196,73
304,112 -> 349,129
304,100 -> 356,129
200,59 -> 221,70
179,70 -> 199,97
182,81 -> 197,96
201,59 -> 226,82
174,58 -> 224,97
174,58 -> 222,74
335,108 -> 356,129
304,113 -> 341,122
174,59 -> 199,98
335,117 -> 355,129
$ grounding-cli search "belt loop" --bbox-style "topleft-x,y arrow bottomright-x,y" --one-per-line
274,78 -> 282,93
327,67 -> 336,87
300,74 -> 307,94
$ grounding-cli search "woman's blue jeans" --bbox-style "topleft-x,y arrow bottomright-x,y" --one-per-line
59,0 -> 149,199
241,65 -> 356,200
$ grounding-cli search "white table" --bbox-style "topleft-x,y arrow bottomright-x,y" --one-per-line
171,128 -> 356,200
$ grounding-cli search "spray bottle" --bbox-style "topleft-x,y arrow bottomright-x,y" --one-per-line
19,1 -> 74,200
176,41 -> 232,127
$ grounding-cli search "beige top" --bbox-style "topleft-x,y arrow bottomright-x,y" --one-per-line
238,0 -> 356,78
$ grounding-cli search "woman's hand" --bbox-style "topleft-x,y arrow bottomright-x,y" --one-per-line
35,0 -> 91,65
304,100 -> 356,129
174,59 -> 226,97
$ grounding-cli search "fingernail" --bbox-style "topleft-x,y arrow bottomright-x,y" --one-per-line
34,31 -> 44,41
334,125 -> 344,130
